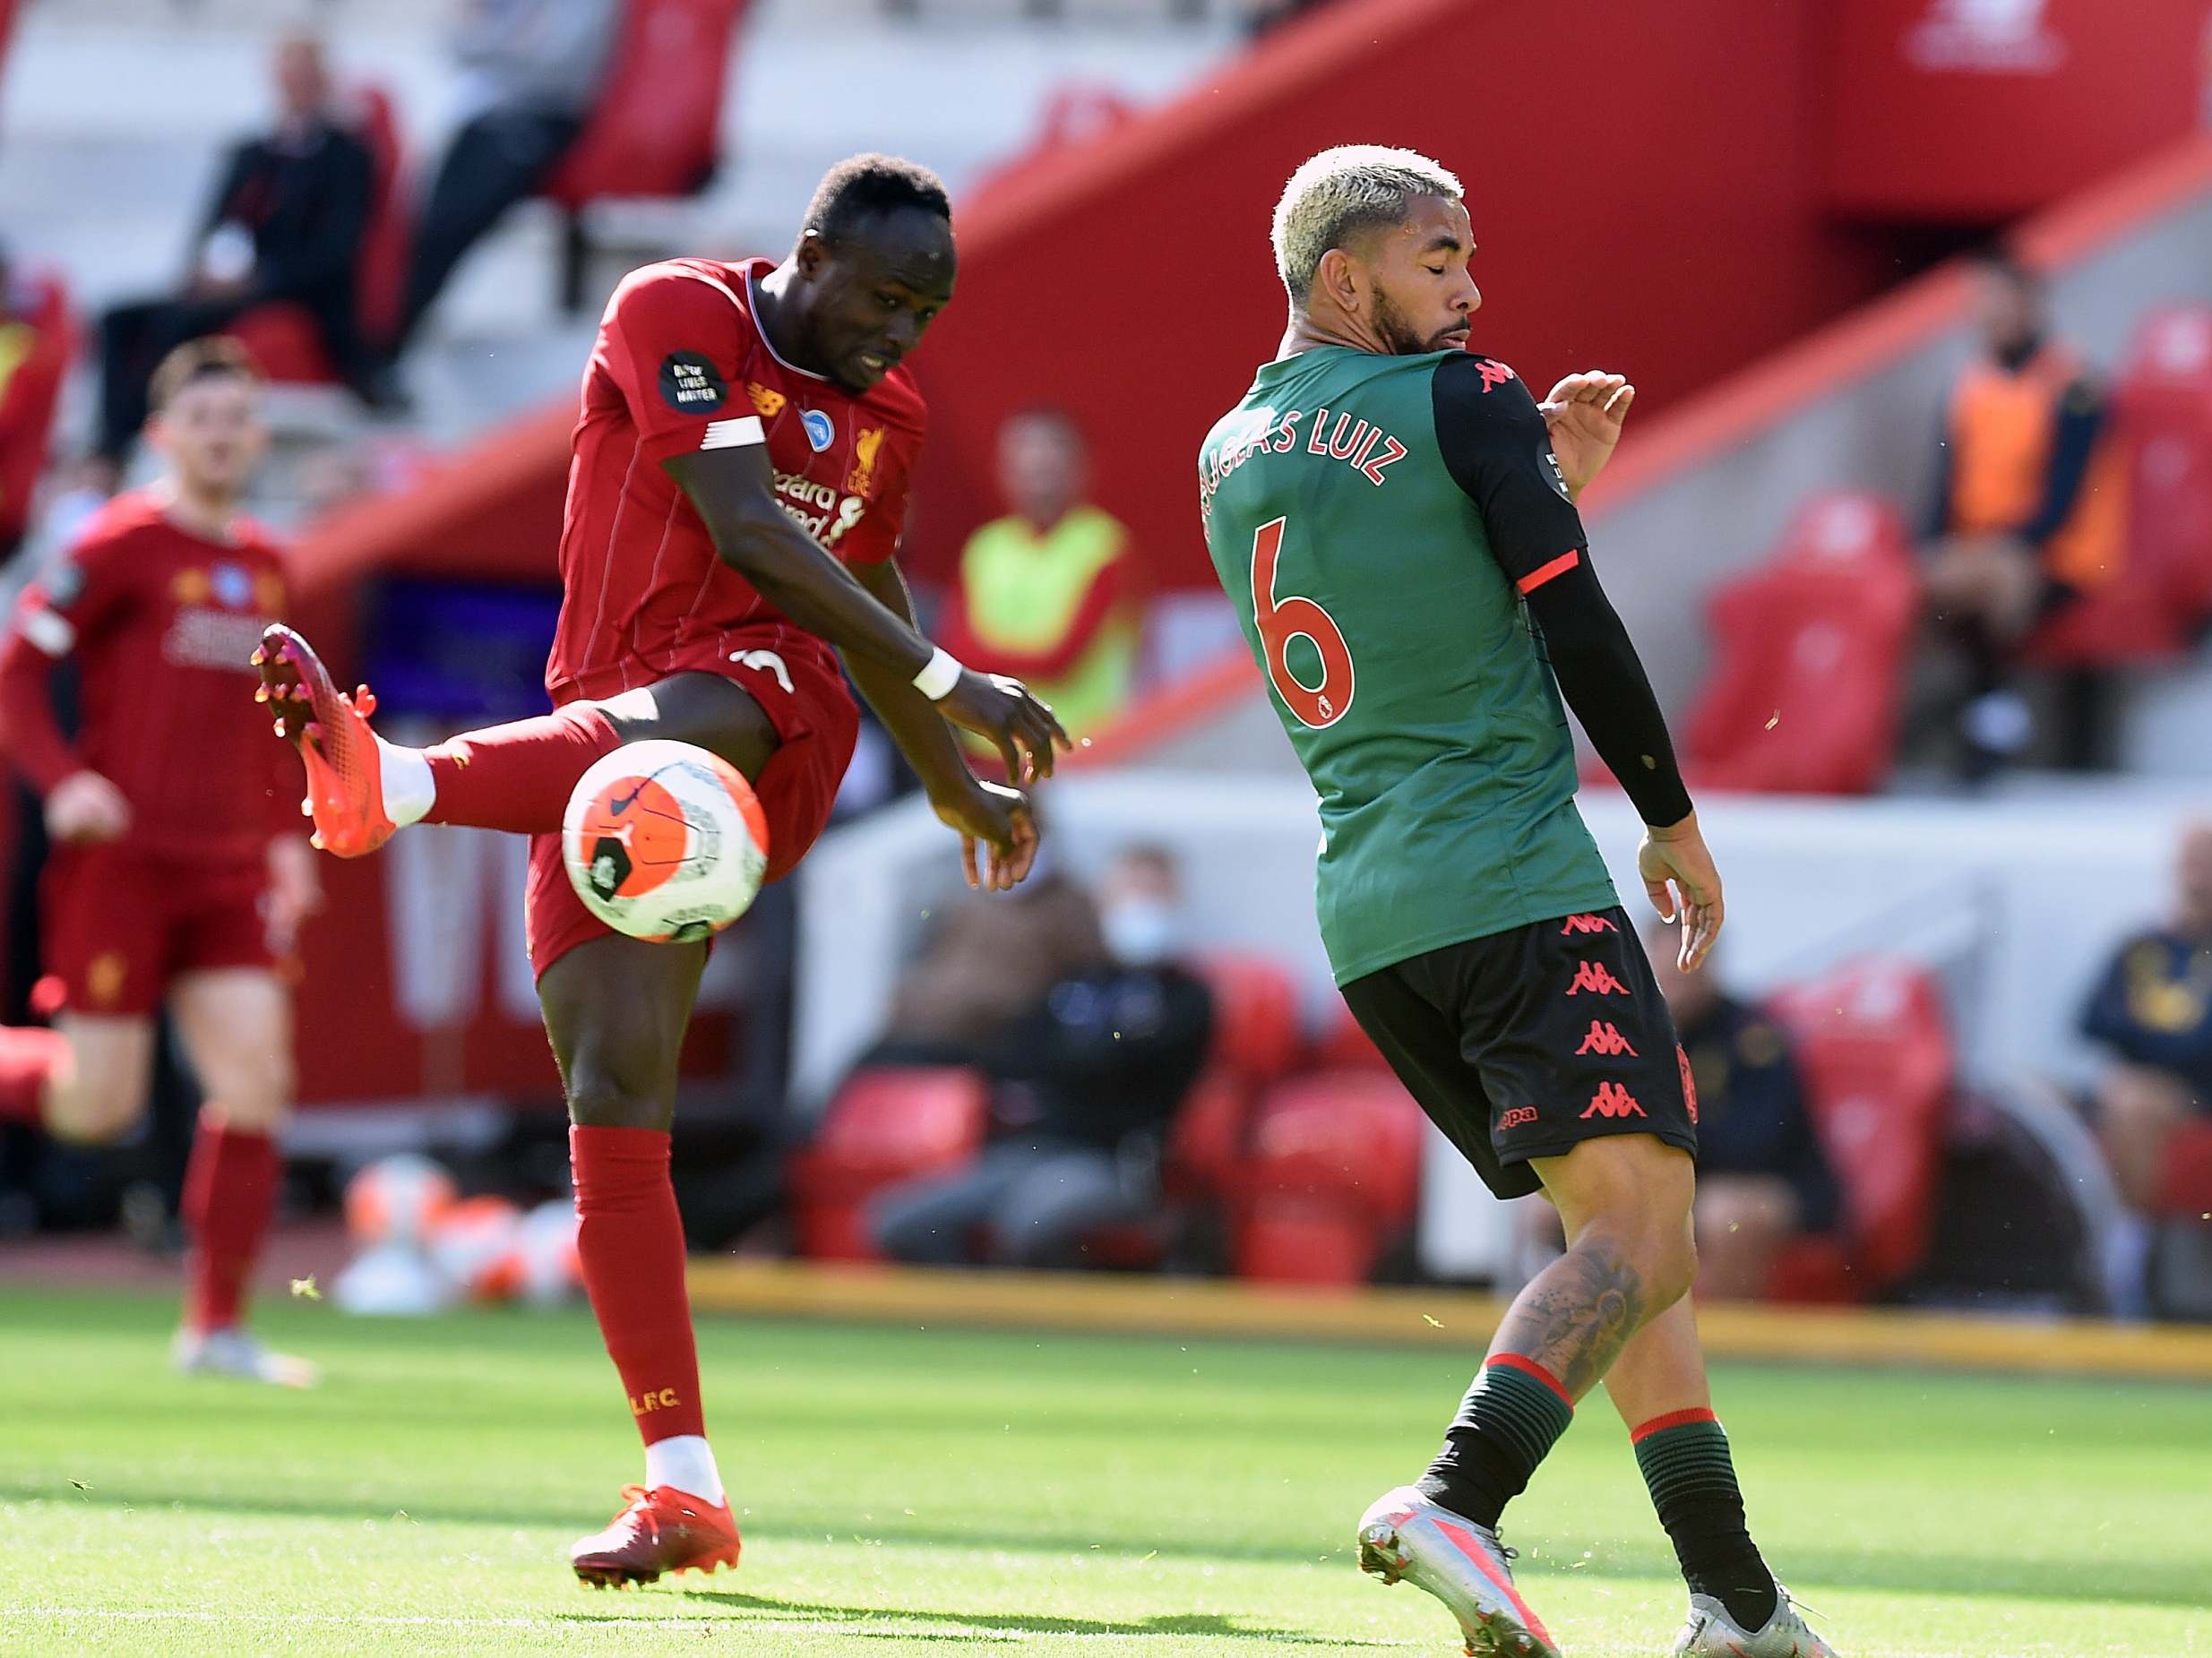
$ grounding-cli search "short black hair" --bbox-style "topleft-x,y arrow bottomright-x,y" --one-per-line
803,152 -> 951,245
150,335 -> 260,414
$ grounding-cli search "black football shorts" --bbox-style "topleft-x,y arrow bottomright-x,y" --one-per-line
1338,905 -> 1699,1200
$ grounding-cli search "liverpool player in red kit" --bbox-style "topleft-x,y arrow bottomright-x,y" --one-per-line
256,156 -> 1067,1585
0,339 -> 320,1384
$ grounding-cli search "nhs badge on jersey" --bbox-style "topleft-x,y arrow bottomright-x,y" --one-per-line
800,408 -> 835,453
211,561 -> 254,608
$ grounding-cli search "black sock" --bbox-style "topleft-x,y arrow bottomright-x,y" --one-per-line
1415,1355 -> 1575,1529
1632,1410 -> 1777,1632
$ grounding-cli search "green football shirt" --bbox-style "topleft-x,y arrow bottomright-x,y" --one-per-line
1198,345 -> 1620,985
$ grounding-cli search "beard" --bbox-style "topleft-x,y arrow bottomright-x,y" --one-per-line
1372,288 -> 1450,356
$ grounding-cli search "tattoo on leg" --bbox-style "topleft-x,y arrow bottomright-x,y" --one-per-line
1494,1241 -> 1648,1398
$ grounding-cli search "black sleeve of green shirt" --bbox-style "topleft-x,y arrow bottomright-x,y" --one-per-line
1431,354 -> 1693,828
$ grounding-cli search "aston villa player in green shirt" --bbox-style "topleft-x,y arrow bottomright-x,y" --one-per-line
1198,147 -> 1833,1658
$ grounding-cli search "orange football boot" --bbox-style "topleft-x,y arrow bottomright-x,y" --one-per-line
569,1485 -> 742,1588
253,623 -> 397,857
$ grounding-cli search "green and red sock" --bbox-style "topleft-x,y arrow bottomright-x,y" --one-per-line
1632,1407 -> 1777,1632
1416,1353 -> 1576,1527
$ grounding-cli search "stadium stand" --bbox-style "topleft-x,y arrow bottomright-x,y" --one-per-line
224,84 -> 409,386
0,267 -> 76,559
1764,958 -> 1955,1302
538,0 -> 752,311
1679,492 -> 1917,796
787,1066 -> 990,1262
1226,1070 -> 1424,1285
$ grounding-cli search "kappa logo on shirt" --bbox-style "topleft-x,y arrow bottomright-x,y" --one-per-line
658,350 -> 727,414
800,408 -> 835,452
1476,358 -> 1517,393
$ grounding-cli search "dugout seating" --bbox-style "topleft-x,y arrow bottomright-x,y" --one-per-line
224,85 -> 408,385
1225,1070 -> 1425,1284
1761,956 -> 1955,1302
539,0 -> 751,311
2026,304 -> 2212,667
786,1066 -> 989,1262
0,268 -> 77,553
1681,492 -> 1917,795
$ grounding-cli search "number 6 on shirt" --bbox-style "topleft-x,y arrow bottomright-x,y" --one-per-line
1250,516 -> 1355,728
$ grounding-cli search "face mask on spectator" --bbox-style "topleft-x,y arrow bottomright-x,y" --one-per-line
1102,899 -> 1178,967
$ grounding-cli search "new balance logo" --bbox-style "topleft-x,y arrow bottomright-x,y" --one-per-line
1566,960 -> 1631,996
1575,1020 -> 1638,1057
1560,913 -> 1617,936
1581,1083 -> 1647,1120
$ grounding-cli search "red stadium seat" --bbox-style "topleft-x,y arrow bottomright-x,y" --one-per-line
539,0 -> 750,306
1311,999 -> 1390,1073
1192,952 -> 1305,1085
1764,957 -> 1954,1297
1226,1071 -> 1424,1284
225,85 -> 409,382
0,270 -> 77,550
1680,493 -> 1917,795
2027,305 -> 2212,666
2153,1119 -> 2212,1217
786,1066 -> 989,1262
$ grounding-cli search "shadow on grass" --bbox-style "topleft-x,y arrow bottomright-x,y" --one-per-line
676,1590 -> 1391,1645
13,1482 -> 2211,1613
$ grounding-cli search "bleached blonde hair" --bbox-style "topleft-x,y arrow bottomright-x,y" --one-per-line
1271,145 -> 1464,304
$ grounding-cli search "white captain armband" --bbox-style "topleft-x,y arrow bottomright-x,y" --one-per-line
912,647 -> 964,701
699,415 -> 765,451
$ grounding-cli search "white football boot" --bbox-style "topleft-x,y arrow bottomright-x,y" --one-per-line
173,1327 -> 319,1387
1356,1486 -> 1561,1658
1672,1576 -> 1833,1657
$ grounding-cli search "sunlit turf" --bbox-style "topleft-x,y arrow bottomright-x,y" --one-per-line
1,1285 -> 2208,1654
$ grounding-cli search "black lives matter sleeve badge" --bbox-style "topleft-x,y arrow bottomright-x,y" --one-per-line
659,351 -> 727,415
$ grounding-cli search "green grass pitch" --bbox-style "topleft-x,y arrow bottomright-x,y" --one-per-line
1,1287 -> 2208,1655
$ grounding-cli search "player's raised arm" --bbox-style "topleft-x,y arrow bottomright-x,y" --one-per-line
1430,353 -> 1722,966
843,556 -> 1037,891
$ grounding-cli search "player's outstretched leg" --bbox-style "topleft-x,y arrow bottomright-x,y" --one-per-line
1360,1135 -> 1696,1658
541,932 -> 740,1588
1605,1299 -> 1834,1657
254,623 -> 624,855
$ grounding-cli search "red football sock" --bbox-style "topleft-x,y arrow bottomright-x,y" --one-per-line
421,705 -> 622,834
180,1117 -> 280,1333
571,1125 -> 706,1444
0,1026 -> 66,1123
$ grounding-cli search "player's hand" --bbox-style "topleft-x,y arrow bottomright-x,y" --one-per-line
263,833 -> 324,957
931,777 -> 1039,893
1539,371 -> 1635,498
938,669 -> 1071,784
46,770 -> 130,845
1638,811 -> 1724,972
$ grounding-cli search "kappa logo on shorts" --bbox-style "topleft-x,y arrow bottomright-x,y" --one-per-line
1575,1020 -> 1639,1057
1498,1105 -> 1541,1131
800,408 -> 835,452
1581,1082 -> 1647,1120
1560,913 -> 1617,936
1678,1044 -> 1699,1125
1566,959 -> 1631,996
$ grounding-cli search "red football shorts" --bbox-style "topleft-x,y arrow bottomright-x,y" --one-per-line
43,845 -> 276,1017
524,640 -> 860,976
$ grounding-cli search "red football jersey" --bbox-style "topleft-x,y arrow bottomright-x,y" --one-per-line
0,490 -> 292,860
545,256 -> 928,704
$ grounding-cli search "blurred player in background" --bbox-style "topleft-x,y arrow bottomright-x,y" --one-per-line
0,339 -> 319,1384
1198,147 -> 1831,1658
257,154 -> 1066,1587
